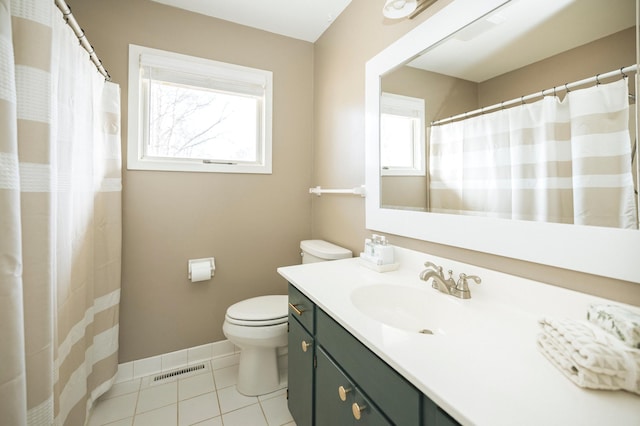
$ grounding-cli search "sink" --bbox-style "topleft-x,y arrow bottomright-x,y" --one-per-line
350,284 -> 468,335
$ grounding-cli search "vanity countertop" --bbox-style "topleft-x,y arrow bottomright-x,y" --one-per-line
277,247 -> 640,426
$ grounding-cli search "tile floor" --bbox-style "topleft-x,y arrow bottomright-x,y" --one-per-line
88,354 -> 295,426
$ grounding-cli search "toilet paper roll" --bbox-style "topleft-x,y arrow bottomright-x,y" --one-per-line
190,261 -> 212,282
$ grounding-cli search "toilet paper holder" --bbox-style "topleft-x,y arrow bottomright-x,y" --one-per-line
188,257 -> 215,281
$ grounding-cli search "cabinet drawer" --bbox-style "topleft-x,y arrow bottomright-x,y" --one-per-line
288,283 -> 315,333
316,347 -> 391,426
317,309 -> 421,425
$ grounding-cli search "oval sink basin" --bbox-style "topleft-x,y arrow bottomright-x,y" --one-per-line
351,284 -> 467,335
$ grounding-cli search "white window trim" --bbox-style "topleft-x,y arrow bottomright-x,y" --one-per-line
380,92 -> 426,177
127,44 -> 273,174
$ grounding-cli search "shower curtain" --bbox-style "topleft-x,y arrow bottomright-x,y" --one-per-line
429,78 -> 638,229
0,1 -> 122,425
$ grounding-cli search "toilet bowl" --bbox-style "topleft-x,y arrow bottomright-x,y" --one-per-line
222,295 -> 288,396
222,240 -> 351,396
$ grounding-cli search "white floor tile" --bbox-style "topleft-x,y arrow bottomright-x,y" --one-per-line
210,353 -> 239,370
179,372 -> 215,401
136,381 -> 178,414
191,417 -> 223,426
133,404 -> 177,426
91,352 -> 294,426
88,392 -> 137,425
212,364 -> 238,389
258,388 -> 286,402
260,394 -> 293,426
178,392 -> 220,426
221,404 -> 268,426
217,386 -> 259,413
99,379 -> 141,401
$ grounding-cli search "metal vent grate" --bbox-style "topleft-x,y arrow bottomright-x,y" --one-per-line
153,364 -> 205,382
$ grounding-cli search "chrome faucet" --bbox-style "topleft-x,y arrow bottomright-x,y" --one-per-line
419,262 -> 456,294
419,262 -> 481,299
450,273 -> 482,299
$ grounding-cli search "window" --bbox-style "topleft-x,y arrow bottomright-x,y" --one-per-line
127,45 -> 273,173
380,92 -> 425,176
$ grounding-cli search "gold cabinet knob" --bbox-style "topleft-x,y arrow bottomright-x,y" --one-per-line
352,402 -> 366,420
301,340 -> 312,352
338,385 -> 352,401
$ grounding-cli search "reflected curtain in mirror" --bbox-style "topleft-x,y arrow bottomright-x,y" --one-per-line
429,79 -> 638,229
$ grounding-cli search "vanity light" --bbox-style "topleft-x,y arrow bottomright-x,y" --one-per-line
383,0 -> 417,19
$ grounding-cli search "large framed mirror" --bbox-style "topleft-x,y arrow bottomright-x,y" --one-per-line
365,0 -> 640,283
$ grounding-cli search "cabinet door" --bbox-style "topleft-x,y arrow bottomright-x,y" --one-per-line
288,316 -> 314,426
315,347 -> 354,425
316,348 -> 391,426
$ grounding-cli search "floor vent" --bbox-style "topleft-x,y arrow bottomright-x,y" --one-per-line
153,364 -> 205,382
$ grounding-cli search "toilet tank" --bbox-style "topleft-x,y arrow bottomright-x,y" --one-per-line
300,240 -> 352,264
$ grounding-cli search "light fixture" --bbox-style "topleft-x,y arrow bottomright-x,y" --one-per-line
382,0 -> 418,19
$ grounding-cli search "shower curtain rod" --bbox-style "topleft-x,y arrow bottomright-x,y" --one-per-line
431,64 -> 638,126
54,0 -> 111,81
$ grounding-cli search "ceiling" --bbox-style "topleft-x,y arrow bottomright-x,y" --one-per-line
151,0 -> 353,42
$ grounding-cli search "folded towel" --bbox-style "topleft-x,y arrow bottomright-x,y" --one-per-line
587,304 -> 640,349
537,318 -> 640,395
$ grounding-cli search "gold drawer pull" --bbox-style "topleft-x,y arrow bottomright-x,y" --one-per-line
338,385 -> 351,401
301,340 -> 312,352
288,302 -> 304,316
352,402 -> 366,420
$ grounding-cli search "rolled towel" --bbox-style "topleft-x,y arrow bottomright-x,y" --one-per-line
537,317 -> 640,395
587,304 -> 640,349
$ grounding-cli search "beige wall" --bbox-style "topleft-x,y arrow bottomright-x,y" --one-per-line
313,0 -> 640,306
480,27 -> 636,105
73,0 -> 314,362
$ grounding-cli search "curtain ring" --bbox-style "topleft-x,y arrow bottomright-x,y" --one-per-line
596,74 -> 601,85
521,95 -> 525,105
564,83 -> 570,93
621,67 -> 628,79
553,86 -> 557,97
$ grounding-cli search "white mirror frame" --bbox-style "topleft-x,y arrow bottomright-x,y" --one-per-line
365,0 -> 640,283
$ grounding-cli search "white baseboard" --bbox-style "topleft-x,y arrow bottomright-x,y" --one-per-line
114,340 -> 238,384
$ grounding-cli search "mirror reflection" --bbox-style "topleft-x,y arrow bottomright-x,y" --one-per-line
380,0 -> 638,229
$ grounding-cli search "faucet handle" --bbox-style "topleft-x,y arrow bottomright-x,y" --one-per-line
456,273 -> 481,292
455,273 -> 482,299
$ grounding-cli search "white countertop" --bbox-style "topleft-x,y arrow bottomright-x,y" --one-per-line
277,247 -> 640,426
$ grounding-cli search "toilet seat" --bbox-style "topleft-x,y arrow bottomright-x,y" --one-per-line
225,295 -> 288,327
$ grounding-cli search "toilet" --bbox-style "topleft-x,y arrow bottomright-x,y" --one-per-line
222,239 -> 352,396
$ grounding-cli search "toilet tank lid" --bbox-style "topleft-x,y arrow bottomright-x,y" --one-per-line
300,240 -> 352,260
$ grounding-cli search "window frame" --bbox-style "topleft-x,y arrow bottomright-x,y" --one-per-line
379,92 -> 426,177
127,44 -> 273,174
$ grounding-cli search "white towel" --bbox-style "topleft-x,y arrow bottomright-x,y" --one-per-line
587,304 -> 640,349
537,318 -> 640,395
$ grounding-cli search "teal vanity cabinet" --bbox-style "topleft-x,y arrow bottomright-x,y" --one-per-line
288,283 -> 461,425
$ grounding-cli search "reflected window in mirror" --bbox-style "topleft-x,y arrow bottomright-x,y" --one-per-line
380,93 -> 426,177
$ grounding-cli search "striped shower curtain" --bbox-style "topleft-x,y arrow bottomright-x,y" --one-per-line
429,78 -> 638,229
0,1 -> 122,425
